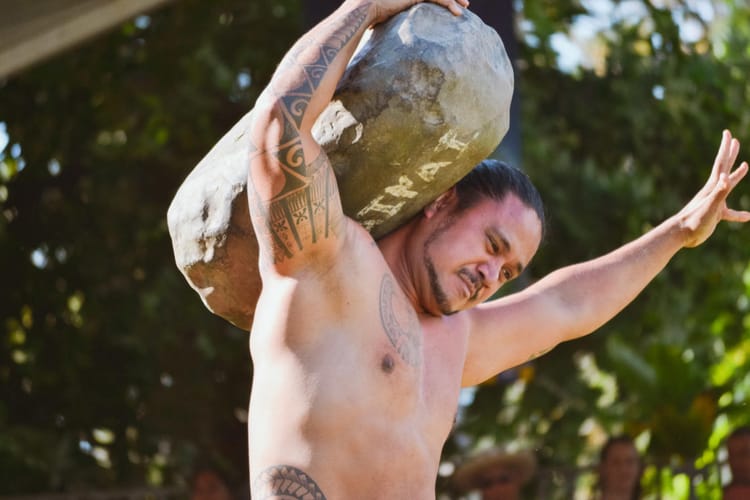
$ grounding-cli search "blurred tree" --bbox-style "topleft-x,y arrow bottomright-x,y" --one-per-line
0,0 -> 301,493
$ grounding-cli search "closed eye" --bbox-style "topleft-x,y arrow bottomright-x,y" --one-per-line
487,234 -> 500,255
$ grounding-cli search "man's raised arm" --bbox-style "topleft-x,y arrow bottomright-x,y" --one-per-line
246,0 -> 372,276
246,0 -> 467,276
462,130 -> 750,386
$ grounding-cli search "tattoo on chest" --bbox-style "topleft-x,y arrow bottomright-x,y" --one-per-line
254,465 -> 327,500
379,274 -> 423,367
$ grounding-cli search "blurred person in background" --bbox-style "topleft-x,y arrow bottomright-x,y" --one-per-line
593,435 -> 643,500
190,463 -> 235,500
451,446 -> 537,499
724,425 -> 750,500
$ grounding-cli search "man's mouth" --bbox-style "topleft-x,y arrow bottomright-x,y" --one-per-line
458,270 -> 481,301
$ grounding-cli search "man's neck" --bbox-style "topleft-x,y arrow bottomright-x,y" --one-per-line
376,220 -> 426,314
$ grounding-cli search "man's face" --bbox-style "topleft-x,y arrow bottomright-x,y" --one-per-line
728,434 -> 750,482
599,442 -> 641,495
420,193 -> 542,316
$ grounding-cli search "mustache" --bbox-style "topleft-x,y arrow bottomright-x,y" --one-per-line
458,269 -> 482,300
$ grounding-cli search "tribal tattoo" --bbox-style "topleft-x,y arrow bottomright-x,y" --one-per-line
379,274 -> 422,367
254,465 -> 327,500
248,4 -> 371,264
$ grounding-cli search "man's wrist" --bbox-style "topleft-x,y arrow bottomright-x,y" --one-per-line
340,0 -> 377,26
664,213 -> 694,249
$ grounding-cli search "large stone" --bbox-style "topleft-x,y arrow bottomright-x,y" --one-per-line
167,4 -> 513,331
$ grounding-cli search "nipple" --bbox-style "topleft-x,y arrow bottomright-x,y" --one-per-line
381,354 -> 395,374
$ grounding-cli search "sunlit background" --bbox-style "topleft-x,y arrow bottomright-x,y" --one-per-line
2,0 -> 749,498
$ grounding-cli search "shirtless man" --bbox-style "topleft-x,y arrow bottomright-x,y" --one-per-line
245,0 -> 750,497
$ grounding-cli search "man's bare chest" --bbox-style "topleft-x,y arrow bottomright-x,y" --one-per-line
250,237 -> 469,438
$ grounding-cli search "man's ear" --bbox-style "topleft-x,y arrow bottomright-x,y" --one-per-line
424,187 -> 457,218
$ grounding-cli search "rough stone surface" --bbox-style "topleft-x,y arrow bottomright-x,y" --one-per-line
167,4 -> 513,331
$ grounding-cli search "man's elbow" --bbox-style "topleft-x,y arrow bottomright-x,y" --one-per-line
251,101 -> 288,143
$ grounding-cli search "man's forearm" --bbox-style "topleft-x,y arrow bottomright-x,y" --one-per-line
246,1 -> 375,268
466,214 -> 695,385
539,128 -> 750,342
535,215 -> 687,341
254,0 -> 375,131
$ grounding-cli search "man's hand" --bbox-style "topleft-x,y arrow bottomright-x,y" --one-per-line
370,0 -> 469,25
677,130 -> 750,248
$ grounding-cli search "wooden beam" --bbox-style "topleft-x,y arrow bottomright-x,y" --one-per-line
0,0 -> 175,79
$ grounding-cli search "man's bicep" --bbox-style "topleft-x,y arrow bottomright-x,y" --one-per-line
461,291 -> 564,387
247,114 -> 345,274
244,2 -> 372,275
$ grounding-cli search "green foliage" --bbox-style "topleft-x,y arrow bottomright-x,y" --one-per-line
0,0 -> 301,493
451,0 -> 750,496
2,0 -> 750,496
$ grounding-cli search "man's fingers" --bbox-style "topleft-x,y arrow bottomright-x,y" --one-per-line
711,130 -> 731,175
703,130 -> 741,196
713,161 -> 749,207
714,162 -> 749,222
433,0 -> 467,16
721,162 -> 750,223
699,131 -> 730,197
724,208 -> 750,223
721,132 -> 740,175
728,136 -> 741,171
711,131 -> 737,180
728,161 -> 749,188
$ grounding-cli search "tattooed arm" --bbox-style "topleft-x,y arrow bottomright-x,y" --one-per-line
247,0 -> 374,275
247,0 -> 467,276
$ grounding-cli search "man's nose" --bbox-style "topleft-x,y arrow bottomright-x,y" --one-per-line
479,258 -> 502,285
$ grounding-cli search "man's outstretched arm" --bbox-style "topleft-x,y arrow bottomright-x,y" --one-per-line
462,130 -> 750,386
247,0 -> 467,276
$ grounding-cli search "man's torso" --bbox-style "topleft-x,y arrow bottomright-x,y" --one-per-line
248,221 -> 470,499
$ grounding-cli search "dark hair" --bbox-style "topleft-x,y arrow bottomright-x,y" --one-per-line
599,435 -> 636,462
598,435 -> 642,500
454,159 -> 546,240
729,425 -> 750,441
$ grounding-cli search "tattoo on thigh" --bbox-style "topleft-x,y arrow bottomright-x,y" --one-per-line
254,465 -> 327,499
379,274 -> 422,367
